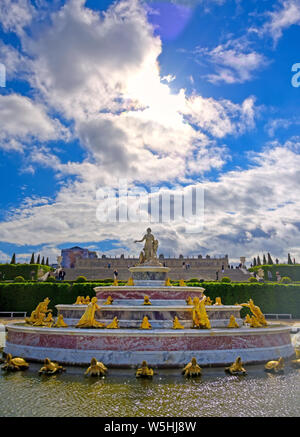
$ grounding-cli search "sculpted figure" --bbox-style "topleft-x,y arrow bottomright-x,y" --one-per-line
134,228 -> 158,263
85,358 -> 107,377
139,316 -> 152,329
74,296 -> 84,305
113,279 -> 118,286
225,357 -> 246,375
264,357 -> 284,373
249,316 -> 262,328
143,295 -> 152,305
26,298 -> 52,326
39,358 -> 65,375
1,353 -> 29,371
182,357 -> 202,377
173,316 -> 184,329
227,315 -> 239,328
103,296 -> 114,305
126,277 -> 134,286
244,314 -> 252,324
43,312 -> 54,328
54,314 -> 68,328
165,278 -> 171,286
214,297 -> 222,305
192,296 -> 211,329
205,296 -> 212,306
106,317 -> 119,329
186,296 -> 193,306
291,358 -> 300,368
179,279 -> 186,287
76,297 -> 106,328
136,360 -> 154,378
241,299 -> 267,326
83,296 -> 90,304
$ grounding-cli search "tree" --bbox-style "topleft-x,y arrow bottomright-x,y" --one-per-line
36,254 -> 40,264
288,253 -> 293,265
41,257 -> 45,265
46,257 -> 49,266
10,253 -> 16,264
263,254 -> 267,265
267,253 -> 273,264
253,257 -> 257,266
30,253 -> 35,264
257,256 -> 261,266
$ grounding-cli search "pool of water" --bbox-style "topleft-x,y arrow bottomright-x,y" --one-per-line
1,326 -> 300,417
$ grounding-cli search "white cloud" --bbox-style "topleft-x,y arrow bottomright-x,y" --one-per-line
0,0 -> 35,35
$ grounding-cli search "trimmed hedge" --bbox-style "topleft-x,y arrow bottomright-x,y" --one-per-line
249,264 -> 300,281
0,264 -> 52,280
0,281 -> 300,318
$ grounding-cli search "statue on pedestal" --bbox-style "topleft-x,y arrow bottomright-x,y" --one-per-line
134,228 -> 160,265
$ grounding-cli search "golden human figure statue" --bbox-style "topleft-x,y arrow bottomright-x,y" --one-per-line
165,278 -> 171,286
85,358 -> 108,377
134,228 -> 160,264
113,279 -> 118,286
1,353 -> 29,371
74,296 -> 84,305
192,296 -> 211,329
127,277 -> 134,286
140,316 -> 152,329
227,315 -> 239,328
241,299 -> 267,326
225,357 -> 247,375
249,316 -> 262,328
103,296 -> 114,305
205,296 -> 213,306
136,360 -> 154,378
83,296 -> 90,304
25,297 -> 52,326
214,297 -> 222,305
173,316 -> 184,329
76,297 -> 106,328
186,296 -> 193,305
43,313 -> 54,328
244,314 -> 252,324
106,316 -> 119,329
264,357 -> 284,373
179,279 -> 186,287
38,358 -> 65,375
54,314 -> 68,328
182,357 -> 202,377
143,295 -> 152,305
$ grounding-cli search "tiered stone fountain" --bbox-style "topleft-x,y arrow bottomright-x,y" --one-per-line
4,229 -> 294,367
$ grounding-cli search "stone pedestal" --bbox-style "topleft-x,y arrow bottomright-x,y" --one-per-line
129,264 -> 170,287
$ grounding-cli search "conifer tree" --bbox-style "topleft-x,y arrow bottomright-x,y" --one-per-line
267,253 -> 273,265
257,256 -> 261,266
288,253 -> 293,264
10,253 -> 16,264
30,253 -> 35,264
36,254 -> 40,264
253,257 -> 256,266
41,257 -> 45,265
263,254 -> 267,265
46,257 -> 49,266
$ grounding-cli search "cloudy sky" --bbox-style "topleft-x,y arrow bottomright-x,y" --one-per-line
0,0 -> 300,265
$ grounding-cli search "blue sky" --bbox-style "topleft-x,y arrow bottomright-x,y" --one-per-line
0,0 -> 300,265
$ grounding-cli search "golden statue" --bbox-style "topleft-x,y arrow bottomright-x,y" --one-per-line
264,357 -> 284,373
182,357 -> 202,377
225,357 -> 246,375
136,360 -> 154,378
1,353 -> 29,371
179,279 -> 186,287
54,314 -> 68,328
165,278 -> 171,286
103,296 -> 114,305
186,296 -> 193,305
126,277 -> 134,286
113,279 -> 118,286
192,296 -> 211,329
76,297 -> 106,328
291,358 -> 300,368
38,358 -> 65,375
241,299 -> 267,326
85,358 -> 108,376
25,297 -> 52,326
83,296 -> 90,304
143,295 -> 152,305
44,313 -> 54,328
295,349 -> 300,359
227,315 -> 239,328
106,317 -> 119,329
134,228 -> 160,265
140,316 -> 152,329
244,314 -> 252,324
249,316 -> 262,328
205,296 -> 212,305
214,297 -> 222,305
74,296 -> 84,305
173,316 -> 184,329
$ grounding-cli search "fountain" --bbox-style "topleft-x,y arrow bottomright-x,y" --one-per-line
4,229 -> 294,367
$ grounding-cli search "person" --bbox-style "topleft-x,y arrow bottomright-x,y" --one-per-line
113,269 -> 118,281
216,271 -> 219,281
61,270 -> 66,281
221,265 -> 224,273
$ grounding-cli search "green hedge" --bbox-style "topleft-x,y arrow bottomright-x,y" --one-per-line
0,264 -> 52,280
0,281 -> 300,318
249,264 -> 300,281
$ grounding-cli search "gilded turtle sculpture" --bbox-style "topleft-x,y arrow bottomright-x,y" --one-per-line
182,357 -> 202,377
264,357 -> 284,373
225,356 -> 247,375
85,358 -> 108,376
1,353 -> 29,371
38,358 -> 66,375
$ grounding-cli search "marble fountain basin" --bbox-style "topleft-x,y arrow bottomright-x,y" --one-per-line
56,302 -> 243,329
